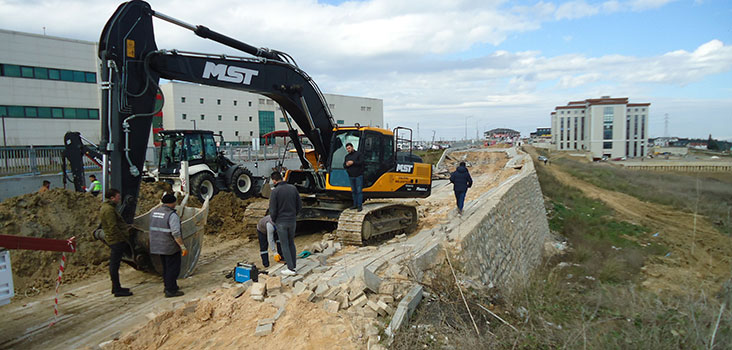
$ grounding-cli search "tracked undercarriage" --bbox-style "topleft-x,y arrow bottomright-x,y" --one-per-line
242,198 -> 418,245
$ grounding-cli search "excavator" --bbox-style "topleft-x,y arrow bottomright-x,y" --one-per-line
97,1 -> 432,258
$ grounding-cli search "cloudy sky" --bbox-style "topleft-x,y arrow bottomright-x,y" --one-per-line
1,0 -> 730,141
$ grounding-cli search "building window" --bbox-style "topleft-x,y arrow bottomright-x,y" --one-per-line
641,115 -> 645,139
360,106 -> 366,111
604,142 -> 612,149
329,104 -> 335,109
626,116 -> 630,139
573,117 -> 578,141
574,142 -> 577,149
634,116 -> 638,137
0,104 -> 98,119
234,115 -> 238,121
336,119 -> 345,125
235,131 -> 239,136
250,131 -> 253,136
266,99 -> 274,105
200,98 -> 204,104
234,100 -> 237,106
217,99 -> 221,105
201,114 -> 205,120
248,101 -> 252,107
560,118 -> 564,141
367,107 -> 372,112
603,107 -> 613,140
181,97 -> 186,103
259,98 -> 265,104
219,131 -> 223,135
1,63 -> 97,83
218,115 -> 222,121
581,117 -> 585,140
626,141 -> 630,157
182,113 -> 187,120
249,116 -> 252,122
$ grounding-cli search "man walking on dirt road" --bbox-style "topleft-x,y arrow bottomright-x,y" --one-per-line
149,193 -> 187,298
268,172 -> 302,276
344,142 -> 365,211
449,162 -> 473,215
100,188 -> 133,297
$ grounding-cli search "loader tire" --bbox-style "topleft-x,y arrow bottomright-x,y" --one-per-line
191,172 -> 217,202
229,167 -> 257,199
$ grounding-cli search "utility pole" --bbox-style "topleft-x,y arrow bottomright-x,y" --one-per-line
465,116 -> 472,141
664,113 -> 669,138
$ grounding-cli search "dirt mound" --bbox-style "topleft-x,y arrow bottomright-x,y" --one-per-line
0,189 -> 108,295
136,181 -> 173,215
107,284 -> 358,350
204,193 -> 259,239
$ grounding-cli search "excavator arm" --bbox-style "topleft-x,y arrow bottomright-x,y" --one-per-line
99,0 -> 336,222
62,131 -> 104,192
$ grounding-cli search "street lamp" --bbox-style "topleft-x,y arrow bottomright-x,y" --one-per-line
465,116 -> 472,141
191,120 -> 197,130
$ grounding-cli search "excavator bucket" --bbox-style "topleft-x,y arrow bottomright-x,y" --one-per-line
132,199 -> 209,278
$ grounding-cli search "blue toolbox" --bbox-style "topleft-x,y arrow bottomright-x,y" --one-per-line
234,263 -> 258,283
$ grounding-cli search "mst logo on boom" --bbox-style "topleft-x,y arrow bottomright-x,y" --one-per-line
202,62 -> 259,85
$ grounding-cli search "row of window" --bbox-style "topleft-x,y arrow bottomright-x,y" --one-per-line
360,106 -> 372,112
557,107 -> 646,115
181,96 -> 255,107
182,113 -> 256,122
0,105 -> 99,119
0,63 -> 97,83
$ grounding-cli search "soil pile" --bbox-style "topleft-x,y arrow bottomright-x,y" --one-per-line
204,193 -> 259,239
0,189 -> 108,295
136,181 -> 173,215
107,284 -> 359,350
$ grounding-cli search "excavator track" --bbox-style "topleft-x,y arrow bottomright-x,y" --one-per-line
336,202 -> 418,246
242,199 -> 270,239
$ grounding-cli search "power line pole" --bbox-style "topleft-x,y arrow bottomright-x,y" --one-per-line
664,113 -> 669,138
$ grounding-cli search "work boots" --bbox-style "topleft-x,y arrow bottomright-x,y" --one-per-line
112,287 -> 133,297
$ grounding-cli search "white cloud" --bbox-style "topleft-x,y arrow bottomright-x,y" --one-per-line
555,1 -> 599,20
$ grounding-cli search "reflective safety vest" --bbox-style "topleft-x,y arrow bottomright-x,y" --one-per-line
90,180 -> 102,192
149,206 -> 181,255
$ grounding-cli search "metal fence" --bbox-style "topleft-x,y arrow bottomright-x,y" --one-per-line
2,144 -> 296,177
0,146 -> 101,177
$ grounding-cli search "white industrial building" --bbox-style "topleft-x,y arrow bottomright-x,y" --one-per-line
0,29 -> 101,146
1,28 -> 383,148
550,97 -> 650,159
160,82 -> 383,145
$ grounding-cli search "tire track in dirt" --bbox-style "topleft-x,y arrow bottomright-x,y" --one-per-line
527,147 -> 732,296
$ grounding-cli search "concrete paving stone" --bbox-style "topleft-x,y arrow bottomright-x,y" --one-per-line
314,283 -> 329,296
317,255 -> 328,266
363,267 -> 382,293
300,290 -> 316,302
265,295 -> 289,309
338,293 -> 349,309
252,295 -> 264,301
274,306 -> 286,321
254,323 -> 273,336
240,279 -> 254,290
221,282 -> 233,289
292,281 -> 307,295
322,247 -> 337,258
312,266 -> 329,273
352,294 -> 368,309
323,286 -> 341,300
250,282 -> 266,297
145,312 -> 158,320
379,295 -> 394,304
323,299 -> 340,314
229,285 -> 247,299
378,283 -> 395,296
297,263 -> 316,276
257,318 -> 275,326
377,300 -> 395,316
303,274 -> 320,286
362,305 -> 378,318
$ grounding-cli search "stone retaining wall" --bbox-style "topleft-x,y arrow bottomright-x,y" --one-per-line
449,150 -> 550,295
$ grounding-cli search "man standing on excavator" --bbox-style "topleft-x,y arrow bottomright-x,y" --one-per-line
344,143 -> 364,211
100,188 -> 133,297
149,193 -> 187,298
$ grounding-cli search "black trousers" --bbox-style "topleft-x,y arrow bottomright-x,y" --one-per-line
160,252 -> 181,293
109,241 -> 127,292
257,230 -> 283,267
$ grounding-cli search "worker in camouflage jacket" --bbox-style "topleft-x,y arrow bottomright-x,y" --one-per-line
100,188 -> 133,297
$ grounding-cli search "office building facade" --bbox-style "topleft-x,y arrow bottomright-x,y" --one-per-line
551,97 -> 650,159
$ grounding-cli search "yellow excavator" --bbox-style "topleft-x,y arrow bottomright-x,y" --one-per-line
99,0 -> 432,246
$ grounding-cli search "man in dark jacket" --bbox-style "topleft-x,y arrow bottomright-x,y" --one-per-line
99,188 -> 133,297
343,142 -> 365,211
149,193 -> 187,298
449,162 -> 473,215
268,172 -> 302,275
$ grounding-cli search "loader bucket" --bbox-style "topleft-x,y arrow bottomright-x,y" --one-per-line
132,199 -> 209,278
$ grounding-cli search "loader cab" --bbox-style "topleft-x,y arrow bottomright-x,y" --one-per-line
158,130 -> 219,175
327,127 -> 396,188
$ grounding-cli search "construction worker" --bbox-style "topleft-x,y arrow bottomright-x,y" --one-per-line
268,171 -> 302,276
256,215 -> 283,268
344,142 -> 364,211
87,174 -> 102,196
100,188 -> 133,297
449,162 -> 473,215
149,193 -> 187,298
38,180 -> 50,193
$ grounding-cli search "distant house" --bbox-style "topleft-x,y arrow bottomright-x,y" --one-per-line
484,128 -> 520,139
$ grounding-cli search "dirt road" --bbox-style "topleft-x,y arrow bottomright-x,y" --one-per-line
526,147 -> 732,296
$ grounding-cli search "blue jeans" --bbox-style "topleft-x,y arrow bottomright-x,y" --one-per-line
454,190 -> 466,211
349,175 -> 363,209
